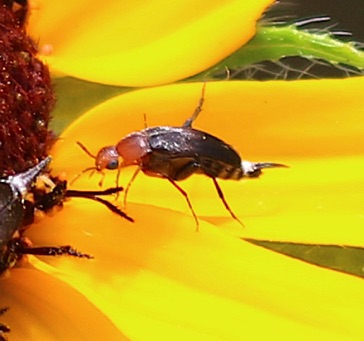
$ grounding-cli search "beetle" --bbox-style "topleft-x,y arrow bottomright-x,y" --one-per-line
0,158 -> 133,339
0,156 -> 133,271
0,157 -> 93,274
0,158 -> 122,338
77,84 -> 287,228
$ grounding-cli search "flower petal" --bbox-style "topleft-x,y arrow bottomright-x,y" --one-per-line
27,201 -> 364,339
28,0 -> 274,86
0,266 -> 127,339
51,80 -> 364,245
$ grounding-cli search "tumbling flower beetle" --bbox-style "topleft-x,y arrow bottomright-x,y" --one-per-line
0,158 -> 57,340
77,84 -> 287,228
0,157 -> 93,274
0,156 -> 132,272
0,157 -> 132,338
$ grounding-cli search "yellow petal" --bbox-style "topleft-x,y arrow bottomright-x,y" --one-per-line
28,0 -> 274,86
0,266 -> 127,339
50,79 -> 364,245
27,200 -> 364,339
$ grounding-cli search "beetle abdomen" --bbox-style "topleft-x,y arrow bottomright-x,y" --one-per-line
199,157 -> 243,180
144,126 -> 243,181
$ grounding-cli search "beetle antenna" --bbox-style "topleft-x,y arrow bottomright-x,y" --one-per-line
182,82 -> 206,128
76,141 -> 97,159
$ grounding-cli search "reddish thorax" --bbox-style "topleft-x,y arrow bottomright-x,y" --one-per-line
115,131 -> 151,167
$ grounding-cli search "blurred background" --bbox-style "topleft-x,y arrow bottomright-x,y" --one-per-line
227,0 -> 364,80
278,0 -> 364,40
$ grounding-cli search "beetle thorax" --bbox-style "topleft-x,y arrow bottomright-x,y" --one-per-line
116,131 -> 151,166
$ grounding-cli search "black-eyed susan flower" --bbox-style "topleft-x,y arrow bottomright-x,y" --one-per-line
2,0 -> 364,340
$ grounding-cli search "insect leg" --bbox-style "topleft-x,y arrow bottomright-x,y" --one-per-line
97,170 -> 105,187
21,246 -> 93,258
115,168 -> 121,200
0,308 -> 10,339
123,167 -> 141,210
66,187 -> 125,197
211,177 -> 245,227
80,196 -> 134,222
65,188 -> 134,222
182,82 -> 206,128
8,238 -> 93,259
166,178 -> 199,231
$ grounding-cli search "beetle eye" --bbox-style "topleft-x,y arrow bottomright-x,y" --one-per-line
107,159 -> 119,170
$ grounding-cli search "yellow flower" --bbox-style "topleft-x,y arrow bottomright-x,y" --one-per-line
2,1 -> 364,340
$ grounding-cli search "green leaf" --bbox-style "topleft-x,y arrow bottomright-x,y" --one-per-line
246,239 -> 364,279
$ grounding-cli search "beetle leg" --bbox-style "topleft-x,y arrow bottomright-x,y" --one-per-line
182,83 -> 206,128
66,187 -> 125,197
0,308 -> 10,338
211,177 -> 245,227
65,188 -> 134,222
97,170 -> 105,187
115,168 -> 121,200
166,178 -> 200,231
81,196 -> 134,223
123,167 -> 141,210
18,245 -> 93,258
8,238 -> 93,259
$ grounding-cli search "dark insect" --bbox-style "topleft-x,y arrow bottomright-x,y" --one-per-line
0,158 -> 131,338
0,157 -> 93,274
77,84 -> 287,228
0,157 -> 131,272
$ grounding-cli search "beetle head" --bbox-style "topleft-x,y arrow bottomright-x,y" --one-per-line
95,146 -> 120,171
76,141 -> 120,171
73,142 -> 120,186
